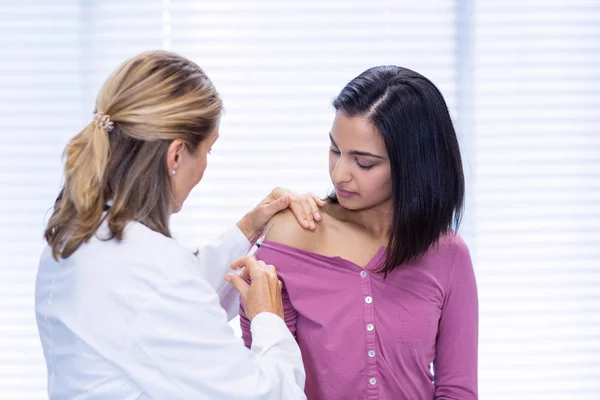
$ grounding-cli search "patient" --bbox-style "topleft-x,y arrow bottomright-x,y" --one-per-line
240,66 -> 478,400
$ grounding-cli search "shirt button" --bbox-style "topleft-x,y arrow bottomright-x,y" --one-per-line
365,296 -> 373,304
366,323 -> 374,332
369,377 -> 377,385
360,270 -> 367,278
368,350 -> 376,357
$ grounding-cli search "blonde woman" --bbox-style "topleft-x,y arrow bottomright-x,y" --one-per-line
35,51 -> 323,399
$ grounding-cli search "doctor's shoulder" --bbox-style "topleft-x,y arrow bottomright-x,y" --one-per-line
120,221 -> 200,278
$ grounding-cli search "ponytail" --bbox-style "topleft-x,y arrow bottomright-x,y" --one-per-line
44,51 -> 223,261
45,117 -> 111,260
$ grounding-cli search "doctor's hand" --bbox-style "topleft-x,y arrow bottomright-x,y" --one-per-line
225,256 -> 284,321
237,186 -> 325,243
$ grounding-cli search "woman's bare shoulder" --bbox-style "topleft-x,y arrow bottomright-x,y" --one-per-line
265,203 -> 337,251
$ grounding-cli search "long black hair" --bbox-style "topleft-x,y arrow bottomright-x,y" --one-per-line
331,66 -> 464,275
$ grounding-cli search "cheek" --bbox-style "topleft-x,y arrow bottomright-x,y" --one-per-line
193,155 -> 208,184
328,155 -> 336,177
360,168 -> 392,197
181,154 -> 208,194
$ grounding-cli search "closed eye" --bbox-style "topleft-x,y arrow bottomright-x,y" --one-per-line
356,160 -> 374,170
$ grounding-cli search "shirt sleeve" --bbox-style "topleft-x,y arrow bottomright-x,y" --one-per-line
434,239 -> 479,399
196,225 -> 250,320
240,282 -> 298,348
123,256 -> 306,400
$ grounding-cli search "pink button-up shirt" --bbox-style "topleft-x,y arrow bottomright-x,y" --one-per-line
240,232 -> 478,400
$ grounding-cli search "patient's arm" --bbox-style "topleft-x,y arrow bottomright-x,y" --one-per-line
240,209 -> 319,347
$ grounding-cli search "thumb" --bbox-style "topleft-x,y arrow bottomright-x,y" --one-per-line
225,273 -> 249,299
265,195 -> 289,214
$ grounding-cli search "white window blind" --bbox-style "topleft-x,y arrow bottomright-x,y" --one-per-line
166,0 -> 459,341
1,1 -> 598,399
474,1 -> 600,398
0,3 -> 84,399
166,1 -> 459,248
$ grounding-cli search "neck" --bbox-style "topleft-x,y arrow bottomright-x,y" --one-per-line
328,199 -> 393,242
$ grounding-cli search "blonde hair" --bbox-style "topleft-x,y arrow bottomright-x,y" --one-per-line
45,50 -> 222,260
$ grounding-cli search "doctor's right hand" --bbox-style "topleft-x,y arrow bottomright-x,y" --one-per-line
225,256 -> 284,321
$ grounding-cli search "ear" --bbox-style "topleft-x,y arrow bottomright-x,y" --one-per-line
166,139 -> 186,174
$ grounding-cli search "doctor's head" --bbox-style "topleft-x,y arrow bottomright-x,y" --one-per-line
45,50 -> 222,260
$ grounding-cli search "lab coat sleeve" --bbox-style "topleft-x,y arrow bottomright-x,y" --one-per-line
196,226 -> 250,320
124,259 -> 307,400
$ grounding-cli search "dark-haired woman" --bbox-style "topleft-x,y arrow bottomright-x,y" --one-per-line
240,66 -> 478,400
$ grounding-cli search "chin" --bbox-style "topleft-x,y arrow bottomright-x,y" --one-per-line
338,195 -> 390,212
336,197 -> 364,211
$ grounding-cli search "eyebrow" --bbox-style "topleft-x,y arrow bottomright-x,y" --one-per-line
329,133 -> 386,159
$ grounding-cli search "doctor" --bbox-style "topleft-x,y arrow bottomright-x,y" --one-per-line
35,50 -> 323,399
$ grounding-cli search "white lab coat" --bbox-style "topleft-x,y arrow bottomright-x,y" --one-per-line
35,220 -> 306,399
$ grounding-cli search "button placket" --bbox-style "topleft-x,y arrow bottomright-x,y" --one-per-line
359,268 -> 378,398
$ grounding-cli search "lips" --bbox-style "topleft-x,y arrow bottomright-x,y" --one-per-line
336,187 -> 357,198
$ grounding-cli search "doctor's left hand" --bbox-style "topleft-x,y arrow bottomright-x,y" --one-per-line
237,186 -> 325,242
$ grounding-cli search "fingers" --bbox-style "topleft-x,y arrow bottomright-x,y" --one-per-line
299,198 -> 315,230
229,255 -> 284,320
263,262 -> 278,279
308,197 -> 321,221
269,186 -> 286,199
230,255 -> 254,272
298,194 -> 325,227
289,198 -> 312,230
267,194 -> 290,215
231,256 -> 274,281
302,201 -> 317,231
313,195 -> 326,207
264,187 -> 325,230
235,266 -> 251,281
224,273 -> 249,299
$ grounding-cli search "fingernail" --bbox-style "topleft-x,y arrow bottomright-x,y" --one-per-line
280,195 -> 287,204
225,274 -> 232,282
310,221 -> 316,229
315,212 -> 321,220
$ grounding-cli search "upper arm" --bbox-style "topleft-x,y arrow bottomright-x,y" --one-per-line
241,209 -> 309,346
123,261 -> 306,400
434,238 -> 479,399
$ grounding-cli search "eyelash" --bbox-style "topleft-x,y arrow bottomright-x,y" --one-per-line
329,148 -> 374,171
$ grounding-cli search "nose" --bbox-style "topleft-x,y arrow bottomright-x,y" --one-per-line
331,156 -> 352,186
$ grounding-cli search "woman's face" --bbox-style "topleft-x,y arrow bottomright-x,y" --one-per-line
168,129 -> 219,213
329,111 -> 392,211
